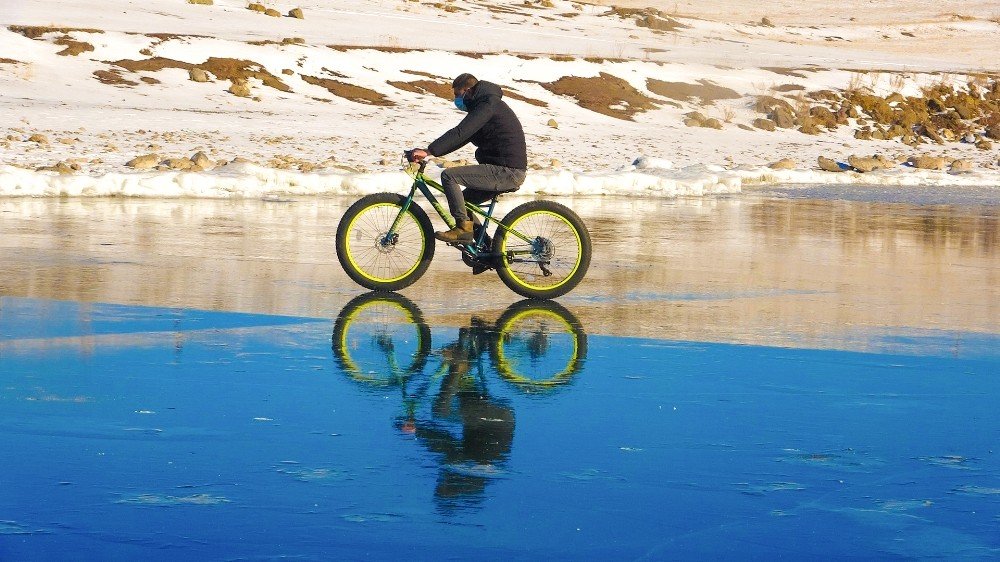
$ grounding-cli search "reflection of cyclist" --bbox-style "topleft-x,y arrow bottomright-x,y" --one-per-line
397,318 -> 515,508
334,293 -> 587,509
408,73 -> 528,244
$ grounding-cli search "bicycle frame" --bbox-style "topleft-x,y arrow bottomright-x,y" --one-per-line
337,156 -> 591,298
383,161 -> 535,256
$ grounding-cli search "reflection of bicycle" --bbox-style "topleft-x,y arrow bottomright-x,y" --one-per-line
331,292 -> 587,510
331,292 -> 587,393
335,155 -> 592,299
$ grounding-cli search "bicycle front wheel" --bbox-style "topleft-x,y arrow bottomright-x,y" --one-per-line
493,200 -> 591,299
336,193 -> 435,291
332,292 -> 431,387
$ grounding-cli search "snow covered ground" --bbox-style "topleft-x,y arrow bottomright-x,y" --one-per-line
1,0 -> 998,198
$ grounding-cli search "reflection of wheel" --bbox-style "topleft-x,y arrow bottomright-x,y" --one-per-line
493,201 -> 591,299
332,292 -> 431,386
491,299 -> 587,391
336,193 -> 435,291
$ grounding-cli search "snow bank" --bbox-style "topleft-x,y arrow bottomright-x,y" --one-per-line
734,165 -> 1000,188
0,163 -> 410,198
523,158 -> 740,197
1,159 -> 997,199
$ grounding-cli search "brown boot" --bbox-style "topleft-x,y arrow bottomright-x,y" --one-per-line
435,219 -> 473,243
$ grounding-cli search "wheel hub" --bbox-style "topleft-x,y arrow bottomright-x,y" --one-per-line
374,232 -> 398,254
532,236 -> 554,260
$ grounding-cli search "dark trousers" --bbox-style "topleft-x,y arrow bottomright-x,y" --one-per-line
440,164 -> 527,224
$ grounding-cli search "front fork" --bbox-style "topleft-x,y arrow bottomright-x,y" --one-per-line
380,181 -> 429,246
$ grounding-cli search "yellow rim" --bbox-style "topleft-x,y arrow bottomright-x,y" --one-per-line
495,308 -> 580,387
336,298 -> 422,384
501,210 -> 582,291
345,203 -> 425,283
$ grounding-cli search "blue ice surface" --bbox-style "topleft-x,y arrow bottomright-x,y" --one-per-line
0,297 -> 315,341
1,296 -> 998,561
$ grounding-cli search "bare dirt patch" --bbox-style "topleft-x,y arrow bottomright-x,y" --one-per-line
0,58 -> 23,64
603,7 -> 689,31
773,83 -> 806,92
320,67 -> 348,79
636,15 -> 689,32
402,70 -> 445,79
328,45 -> 416,54
300,75 -> 393,106
502,89 -> 548,107
388,79 -> 453,100
54,37 -> 95,56
646,79 -> 741,104
761,67 -> 810,78
389,78 -> 545,107
93,69 -> 138,86
113,57 -> 194,73
539,73 -> 658,119
9,25 -> 104,39
197,58 -> 291,92
145,32 -> 210,42
428,2 -> 467,14
112,57 -> 291,92
484,4 -> 532,16
248,37 -> 306,46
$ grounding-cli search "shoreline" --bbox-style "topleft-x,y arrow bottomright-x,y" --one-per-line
2,159 -> 999,199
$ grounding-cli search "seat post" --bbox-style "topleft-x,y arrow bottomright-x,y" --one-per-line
482,196 -> 499,227
471,195 -> 500,249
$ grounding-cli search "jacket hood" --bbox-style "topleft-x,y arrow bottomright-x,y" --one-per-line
468,81 -> 502,103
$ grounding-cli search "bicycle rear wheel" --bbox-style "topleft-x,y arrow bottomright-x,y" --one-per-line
491,299 -> 587,392
493,200 -> 591,299
336,193 -> 435,291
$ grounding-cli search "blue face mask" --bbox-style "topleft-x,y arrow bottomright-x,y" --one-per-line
454,96 -> 467,112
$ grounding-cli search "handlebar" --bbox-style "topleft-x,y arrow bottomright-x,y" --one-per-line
403,150 -> 428,173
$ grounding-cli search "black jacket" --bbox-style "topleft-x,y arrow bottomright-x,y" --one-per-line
428,81 -> 527,170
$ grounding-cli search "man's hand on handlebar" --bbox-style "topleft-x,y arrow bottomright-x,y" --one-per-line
406,148 -> 429,162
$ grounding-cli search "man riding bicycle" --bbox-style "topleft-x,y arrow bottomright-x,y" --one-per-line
408,73 -> 528,244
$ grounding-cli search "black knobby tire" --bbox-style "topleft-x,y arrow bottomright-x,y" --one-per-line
336,193 -> 435,292
493,200 -> 591,299
332,292 -> 432,388
490,299 -> 588,392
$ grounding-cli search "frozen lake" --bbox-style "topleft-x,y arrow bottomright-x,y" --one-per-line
0,191 -> 997,350
1,189 -> 998,558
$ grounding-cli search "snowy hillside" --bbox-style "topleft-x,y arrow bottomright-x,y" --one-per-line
1,0 -> 999,197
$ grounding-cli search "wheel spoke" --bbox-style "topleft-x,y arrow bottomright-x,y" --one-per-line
344,203 -> 425,283
499,315 -> 578,383
332,293 -> 432,387
492,300 -> 587,390
502,212 -> 581,289
492,202 -> 591,299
